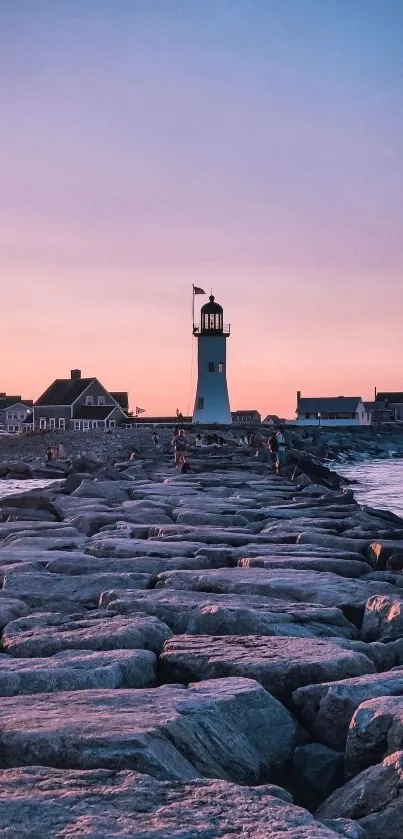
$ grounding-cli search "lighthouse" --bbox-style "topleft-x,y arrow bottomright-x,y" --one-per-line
192,294 -> 232,424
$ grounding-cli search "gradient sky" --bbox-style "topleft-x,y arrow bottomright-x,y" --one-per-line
1,1 -> 403,417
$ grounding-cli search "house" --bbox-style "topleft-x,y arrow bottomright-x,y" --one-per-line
0,395 -> 33,434
231,410 -> 261,425
295,392 -> 371,426
375,392 -> 403,421
33,370 -> 129,431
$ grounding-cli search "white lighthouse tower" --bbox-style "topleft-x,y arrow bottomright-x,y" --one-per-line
192,293 -> 232,424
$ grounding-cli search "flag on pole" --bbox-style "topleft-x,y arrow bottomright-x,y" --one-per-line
193,285 -> 205,295
135,407 -> 146,416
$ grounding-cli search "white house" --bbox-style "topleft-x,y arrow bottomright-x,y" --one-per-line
295,393 -> 371,427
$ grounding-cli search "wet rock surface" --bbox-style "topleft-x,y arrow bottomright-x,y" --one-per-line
0,439 -> 402,835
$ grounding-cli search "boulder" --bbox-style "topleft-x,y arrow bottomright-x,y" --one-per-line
44,552 -> 228,576
154,567 -> 398,608
346,695 -> 403,775
293,743 -> 344,810
320,820 -> 366,839
0,678 -> 298,783
297,533 -> 369,555
87,538 -> 205,558
361,595 -> 403,641
100,588 -> 357,639
159,635 -> 374,700
0,648 -> 156,694
0,766 -> 346,838
3,570 -> 152,608
239,555 -> 370,579
293,667 -> 403,748
72,479 -> 130,504
3,612 -> 171,656
0,596 -> 28,630
317,750 -> 403,839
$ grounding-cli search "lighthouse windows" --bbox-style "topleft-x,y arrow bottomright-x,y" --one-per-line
208,362 -> 215,372
218,363 -> 224,373
197,397 -> 204,410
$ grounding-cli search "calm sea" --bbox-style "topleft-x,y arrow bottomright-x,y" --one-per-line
338,458 -> 403,518
0,479 -> 56,500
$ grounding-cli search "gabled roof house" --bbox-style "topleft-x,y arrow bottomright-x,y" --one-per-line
33,370 -> 129,431
295,392 -> 371,426
0,395 -> 33,434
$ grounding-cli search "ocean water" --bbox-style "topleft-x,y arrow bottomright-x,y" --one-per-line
338,458 -> 403,518
0,479 -> 56,500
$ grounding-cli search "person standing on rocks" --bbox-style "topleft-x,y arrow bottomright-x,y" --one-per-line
275,424 -> 287,474
151,431 -> 159,447
172,428 -> 188,470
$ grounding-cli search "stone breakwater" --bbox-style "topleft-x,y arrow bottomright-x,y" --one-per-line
0,447 -> 403,836
2,423 -> 403,482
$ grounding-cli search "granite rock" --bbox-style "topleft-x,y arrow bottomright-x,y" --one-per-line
3,612 -> 171,656
159,635 -> 375,699
0,678 -> 297,782
0,766 -> 345,838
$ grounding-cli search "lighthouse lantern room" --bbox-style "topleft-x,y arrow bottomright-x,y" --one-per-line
192,294 -> 232,424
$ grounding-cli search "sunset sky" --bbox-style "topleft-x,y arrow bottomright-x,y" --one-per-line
1,1 -> 403,418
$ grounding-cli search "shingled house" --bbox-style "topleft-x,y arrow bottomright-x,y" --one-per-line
0,395 -> 33,434
295,392 -> 371,426
33,370 -> 128,431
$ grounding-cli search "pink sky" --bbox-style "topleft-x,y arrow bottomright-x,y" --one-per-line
1,2 -> 403,418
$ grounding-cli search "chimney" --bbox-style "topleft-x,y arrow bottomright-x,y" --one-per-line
297,390 -> 301,405
374,386 -> 377,400
71,369 -> 81,380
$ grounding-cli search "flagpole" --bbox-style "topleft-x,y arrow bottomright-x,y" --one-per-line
192,284 -> 195,332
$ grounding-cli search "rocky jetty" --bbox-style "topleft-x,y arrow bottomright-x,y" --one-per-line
1,441 -> 403,836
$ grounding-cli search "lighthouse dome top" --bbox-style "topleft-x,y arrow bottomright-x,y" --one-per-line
198,294 -> 228,334
201,294 -> 223,316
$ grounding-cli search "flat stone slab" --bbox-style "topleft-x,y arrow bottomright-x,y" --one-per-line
0,678 -> 297,783
3,612 -> 172,656
155,567 -> 398,607
100,588 -> 357,639
0,649 -> 156,694
317,750 -> 403,839
3,570 -> 152,608
44,552 -> 228,576
293,667 -> 403,748
86,538 -> 206,558
159,635 -> 374,699
0,766 -> 344,839
238,555 -> 370,578
346,695 -> 403,775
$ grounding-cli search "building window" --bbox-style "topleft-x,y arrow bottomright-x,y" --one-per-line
49,418 -> 56,429
58,418 -> 65,430
82,420 -> 90,430
39,418 -> 46,429
197,398 -> 204,410
85,396 -> 93,406
208,362 -> 215,373
73,421 -> 80,431
108,419 -> 116,428
218,362 -> 223,373
98,396 -> 105,405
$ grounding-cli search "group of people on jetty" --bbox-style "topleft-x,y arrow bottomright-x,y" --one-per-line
171,424 -> 287,475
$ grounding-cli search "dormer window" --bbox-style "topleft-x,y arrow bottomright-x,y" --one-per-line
85,396 -> 93,406
98,396 -> 105,405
